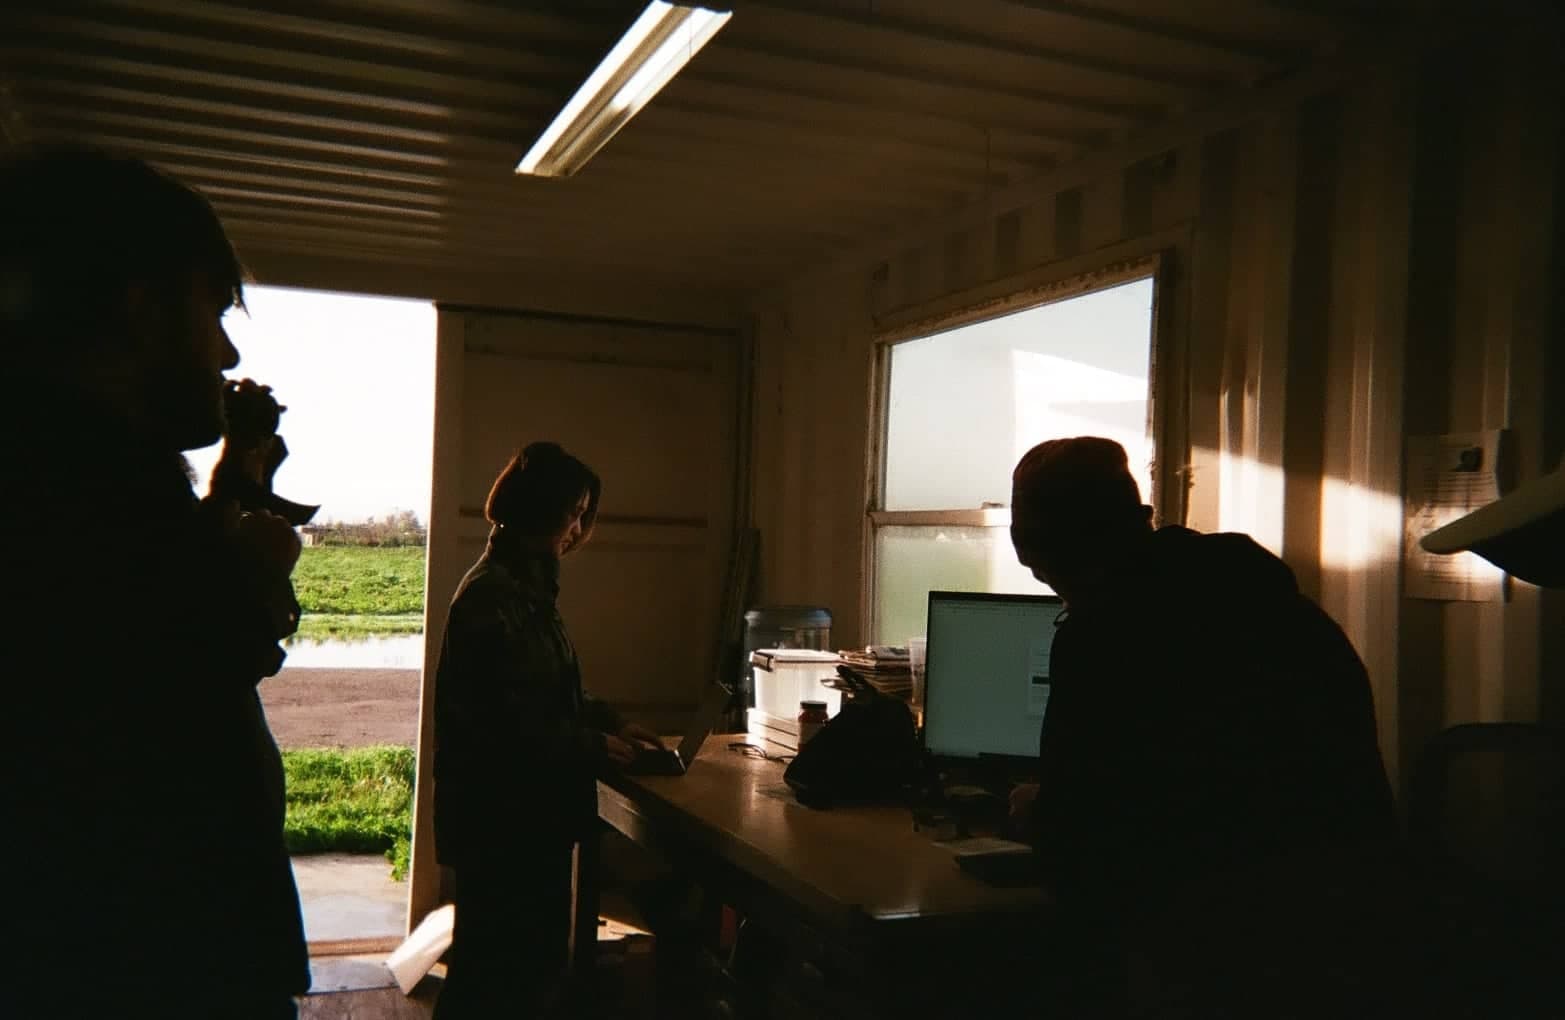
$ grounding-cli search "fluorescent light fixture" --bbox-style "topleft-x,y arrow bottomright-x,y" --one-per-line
516,1 -> 731,178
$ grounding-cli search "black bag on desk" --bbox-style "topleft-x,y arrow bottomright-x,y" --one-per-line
783,668 -> 920,809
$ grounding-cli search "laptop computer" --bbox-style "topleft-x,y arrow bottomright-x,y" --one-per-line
622,680 -> 731,777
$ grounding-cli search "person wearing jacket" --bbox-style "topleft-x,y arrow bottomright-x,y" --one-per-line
1,148 -> 309,1018
432,442 -> 662,1018
1007,437 -> 1406,1017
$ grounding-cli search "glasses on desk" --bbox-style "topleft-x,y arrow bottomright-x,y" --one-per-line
726,741 -> 795,764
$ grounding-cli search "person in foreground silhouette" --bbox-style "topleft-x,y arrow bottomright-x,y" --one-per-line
1007,437 -> 1408,1018
432,442 -> 663,1018
0,148 -> 309,1017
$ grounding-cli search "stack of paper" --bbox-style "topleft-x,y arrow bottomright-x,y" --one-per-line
837,645 -> 914,699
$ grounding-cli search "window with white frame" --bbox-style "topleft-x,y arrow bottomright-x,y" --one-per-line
869,270 -> 1158,645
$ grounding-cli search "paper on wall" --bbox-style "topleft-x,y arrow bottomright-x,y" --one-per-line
1404,430 -> 1507,602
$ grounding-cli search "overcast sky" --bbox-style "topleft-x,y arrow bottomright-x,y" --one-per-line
184,284 -> 437,524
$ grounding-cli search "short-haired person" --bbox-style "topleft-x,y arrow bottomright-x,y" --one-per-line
1,148 -> 308,1016
432,442 -> 663,1018
1008,437 -> 1404,1016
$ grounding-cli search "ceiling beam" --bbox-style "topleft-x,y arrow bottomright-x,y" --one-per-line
85,0 -> 598,68
21,105 -> 973,230
669,73 -> 1066,162
735,2 -> 1227,91
18,79 -> 462,148
14,40 -> 1118,156
694,47 -> 1119,145
4,50 -> 542,137
238,246 -> 748,326
202,184 -> 447,221
180,149 -> 941,229
153,161 -> 450,208
231,0 -> 623,49
235,247 -> 760,301
15,12 -> 580,105
199,168 -> 938,239
34,131 -> 450,188
42,121 -> 984,222
20,63 -> 1055,182
20,104 -> 454,168
222,219 -> 832,272
721,44 -> 1162,125
218,214 -> 806,276
145,148 -> 959,229
27,94 -> 1019,211
16,84 -> 533,169
16,22 -> 1069,167
607,106 -> 1039,183
993,1 -> 1312,62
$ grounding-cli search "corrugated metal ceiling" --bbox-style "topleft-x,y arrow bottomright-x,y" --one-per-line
0,1 -> 1405,297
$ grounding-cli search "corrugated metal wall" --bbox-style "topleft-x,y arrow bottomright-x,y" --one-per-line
748,26 -> 1565,791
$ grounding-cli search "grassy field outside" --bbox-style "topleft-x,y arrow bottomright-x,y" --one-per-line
291,545 -> 425,638
283,548 -> 422,879
284,746 -> 414,880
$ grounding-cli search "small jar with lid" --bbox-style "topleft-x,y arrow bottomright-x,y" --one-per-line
797,700 -> 829,746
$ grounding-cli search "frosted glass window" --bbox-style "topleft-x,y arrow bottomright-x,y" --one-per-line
883,278 -> 1155,511
874,526 -> 1053,647
871,275 -> 1157,644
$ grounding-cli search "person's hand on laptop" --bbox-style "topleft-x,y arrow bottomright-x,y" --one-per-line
603,733 -> 638,767
618,722 -> 667,752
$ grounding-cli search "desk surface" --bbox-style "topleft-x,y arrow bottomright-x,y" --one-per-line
598,739 -> 1048,934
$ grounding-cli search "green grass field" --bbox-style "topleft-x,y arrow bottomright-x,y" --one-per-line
292,545 -> 425,637
282,550 -> 422,878
283,746 -> 414,880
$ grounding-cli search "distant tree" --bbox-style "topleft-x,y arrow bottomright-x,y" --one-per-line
314,512 -> 426,547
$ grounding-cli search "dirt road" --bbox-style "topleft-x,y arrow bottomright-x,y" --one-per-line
259,667 -> 421,749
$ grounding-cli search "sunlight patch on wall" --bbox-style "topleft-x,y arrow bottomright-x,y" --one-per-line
1219,454 -> 1285,556
1205,453 -> 1404,572
1321,475 -> 1404,571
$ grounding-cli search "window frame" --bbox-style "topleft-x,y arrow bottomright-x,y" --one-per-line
863,252 -> 1178,641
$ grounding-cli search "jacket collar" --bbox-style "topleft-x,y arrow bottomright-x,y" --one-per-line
485,526 -> 561,602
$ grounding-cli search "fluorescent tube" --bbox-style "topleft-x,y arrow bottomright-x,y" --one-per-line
516,1 -> 731,178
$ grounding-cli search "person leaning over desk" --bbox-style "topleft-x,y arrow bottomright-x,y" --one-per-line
431,442 -> 664,1019
1006,437 -> 1414,1018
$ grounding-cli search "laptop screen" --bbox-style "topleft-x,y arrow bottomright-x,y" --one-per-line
676,680 -> 732,766
922,591 -> 1065,761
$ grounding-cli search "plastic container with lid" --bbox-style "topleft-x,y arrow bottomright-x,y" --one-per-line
731,606 -> 832,731
748,648 -> 841,749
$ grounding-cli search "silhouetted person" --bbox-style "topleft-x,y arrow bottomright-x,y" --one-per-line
0,149 -> 309,1017
432,442 -> 663,1018
1008,437 -> 1404,1017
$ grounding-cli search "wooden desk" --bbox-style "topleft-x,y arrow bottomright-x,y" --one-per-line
589,740 -> 1050,1018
